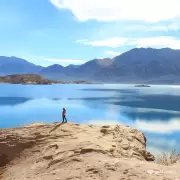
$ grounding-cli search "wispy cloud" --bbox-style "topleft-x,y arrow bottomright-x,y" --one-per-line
77,36 -> 180,49
19,55 -> 87,66
104,51 -> 122,56
154,23 -> 179,31
50,0 -> 180,22
130,36 -> 180,49
43,58 -> 86,64
125,23 -> 179,32
76,37 -> 128,48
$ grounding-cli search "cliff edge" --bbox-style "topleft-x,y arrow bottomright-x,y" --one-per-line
0,122 -> 179,180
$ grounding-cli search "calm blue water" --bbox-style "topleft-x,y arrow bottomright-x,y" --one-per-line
0,84 -> 180,155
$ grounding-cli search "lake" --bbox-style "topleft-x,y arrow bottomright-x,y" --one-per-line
0,83 -> 180,155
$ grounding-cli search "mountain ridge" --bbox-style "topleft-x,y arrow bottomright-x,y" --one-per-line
0,56 -> 43,75
1,48 -> 180,84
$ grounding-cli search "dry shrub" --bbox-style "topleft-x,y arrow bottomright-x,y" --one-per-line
156,149 -> 180,166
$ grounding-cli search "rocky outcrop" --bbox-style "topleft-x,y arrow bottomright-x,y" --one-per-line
0,123 -> 179,180
0,74 -> 95,85
0,74 -> 58,85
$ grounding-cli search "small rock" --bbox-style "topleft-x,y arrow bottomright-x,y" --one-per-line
122,144 -> 129,150
102,125 -> 110,128
145,152 -> 155,161
100,128 -> 108,134
127,136 -> 133,141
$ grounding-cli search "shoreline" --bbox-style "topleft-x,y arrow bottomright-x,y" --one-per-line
0,74 -> 98,85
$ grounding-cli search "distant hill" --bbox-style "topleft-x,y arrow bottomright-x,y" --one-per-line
40,58 -> 114,81
1,48 -> 180,84
0,74 -> 95,85
0,56 -> 43,75
0,74 -> 58,85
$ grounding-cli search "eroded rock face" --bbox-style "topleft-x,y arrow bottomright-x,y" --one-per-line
1,123 -> 177,180
99,125 -> 154,161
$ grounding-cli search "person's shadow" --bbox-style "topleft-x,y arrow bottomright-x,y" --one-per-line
49,122 -> 65,133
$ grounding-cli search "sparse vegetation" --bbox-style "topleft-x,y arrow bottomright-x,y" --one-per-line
0,74 -> 94,85
0,74 -> 57,85
156,149 -> 180,166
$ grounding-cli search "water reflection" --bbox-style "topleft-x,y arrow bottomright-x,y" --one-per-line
121,108 -> 180,121
114,94 -> 180,112
0,97 -> 31,106
80,88 -> 180,111
0,84 -> 180,155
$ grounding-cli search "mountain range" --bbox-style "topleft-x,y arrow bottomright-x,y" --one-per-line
0,56 -> 43,75
1,48 -> 180,84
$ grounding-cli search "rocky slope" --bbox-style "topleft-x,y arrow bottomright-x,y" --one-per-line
0,122 -> 179,180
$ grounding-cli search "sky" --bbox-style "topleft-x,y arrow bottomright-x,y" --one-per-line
0,0 -> 180,67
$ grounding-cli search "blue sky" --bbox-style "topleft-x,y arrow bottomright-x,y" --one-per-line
0,0 -> 180,67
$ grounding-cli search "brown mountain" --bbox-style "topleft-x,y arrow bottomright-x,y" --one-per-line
0,74 -> 58,85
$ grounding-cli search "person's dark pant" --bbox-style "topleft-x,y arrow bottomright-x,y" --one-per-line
62,115 -> 67,123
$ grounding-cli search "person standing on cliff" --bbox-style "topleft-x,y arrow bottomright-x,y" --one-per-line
62,108 -> 67,123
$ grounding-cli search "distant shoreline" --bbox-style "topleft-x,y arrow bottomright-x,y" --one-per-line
0,74 -> 97,85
